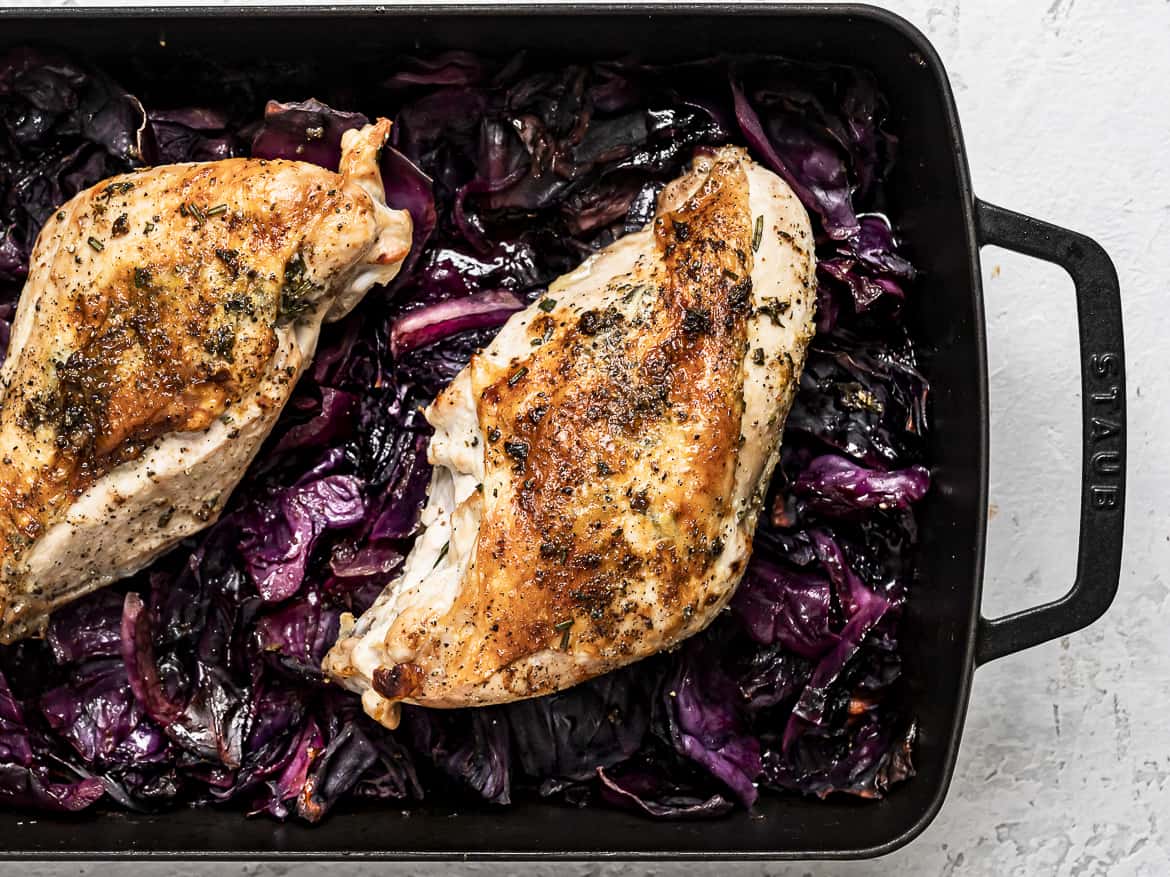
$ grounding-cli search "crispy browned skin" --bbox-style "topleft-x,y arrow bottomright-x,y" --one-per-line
0,172 -> 296,548
459,162 -> 754,682
325,147 -> 817,724
0,120 -> 410,639
370,158 -> 756,701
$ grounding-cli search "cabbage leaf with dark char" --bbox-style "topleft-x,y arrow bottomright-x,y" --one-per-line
0,46 -> 928,820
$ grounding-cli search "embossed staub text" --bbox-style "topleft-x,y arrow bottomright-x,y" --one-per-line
1088,352 -> 1123,511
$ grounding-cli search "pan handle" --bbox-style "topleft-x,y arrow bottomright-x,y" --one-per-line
973,200 -> 1126,665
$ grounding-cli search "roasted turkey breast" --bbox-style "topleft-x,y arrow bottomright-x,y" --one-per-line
0,120 -> 412,643
324,146 -> 816,728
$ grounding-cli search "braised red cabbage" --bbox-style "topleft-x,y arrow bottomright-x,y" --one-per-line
794,454 -> 930,517
0,47 -> 929,820
390,290 -> 525,356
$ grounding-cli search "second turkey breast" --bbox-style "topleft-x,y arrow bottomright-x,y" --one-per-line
0,120 -> 412,643
324,146 -> 817,728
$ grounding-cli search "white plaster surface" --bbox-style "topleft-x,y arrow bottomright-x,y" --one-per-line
0,0 -> 1165,874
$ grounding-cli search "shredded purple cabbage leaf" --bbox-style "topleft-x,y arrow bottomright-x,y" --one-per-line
0,47 -> 927,820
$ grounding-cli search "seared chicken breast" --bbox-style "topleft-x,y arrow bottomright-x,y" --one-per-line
325,146 -> 816,727
0,120 -> 412,643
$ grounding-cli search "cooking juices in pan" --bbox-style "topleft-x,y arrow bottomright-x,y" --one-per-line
0,47 -> 927,820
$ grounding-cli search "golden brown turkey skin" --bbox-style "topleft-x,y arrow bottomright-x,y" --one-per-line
0,120 -> 411,642
325,147 -> 817,728
463,156 -> 758,679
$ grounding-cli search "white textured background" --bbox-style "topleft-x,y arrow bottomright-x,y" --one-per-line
1,0 -> 1165,874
